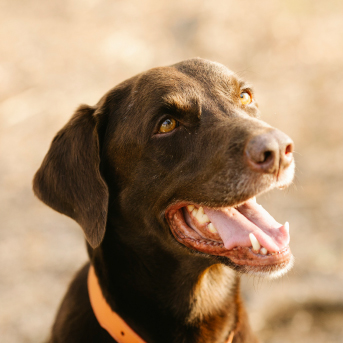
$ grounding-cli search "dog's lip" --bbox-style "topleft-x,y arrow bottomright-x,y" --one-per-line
165,199 -> 292,267
221,245 -> 291,266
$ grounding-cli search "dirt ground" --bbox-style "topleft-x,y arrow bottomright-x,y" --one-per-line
1,0 -> 343,342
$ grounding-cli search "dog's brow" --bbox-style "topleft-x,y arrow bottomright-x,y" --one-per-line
162,92 -> 200,114
239,80 -> 253,91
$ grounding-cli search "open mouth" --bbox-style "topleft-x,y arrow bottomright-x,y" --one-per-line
166,197 -> 293,276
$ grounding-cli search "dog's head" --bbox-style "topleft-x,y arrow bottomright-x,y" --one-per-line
33,58 -> 294,278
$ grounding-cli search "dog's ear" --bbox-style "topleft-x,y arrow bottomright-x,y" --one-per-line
33,105 -> 109,248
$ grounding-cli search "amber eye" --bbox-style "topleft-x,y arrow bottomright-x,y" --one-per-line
159,118 -> 178,133
240,91 -> 252,105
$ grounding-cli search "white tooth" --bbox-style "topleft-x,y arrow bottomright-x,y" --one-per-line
195,207 -> 210,224
197,207 -> 204,217
252,196 -> 257,203
192,208 -> 198,216
249,233 -> 261,252
194,208 -> 201,220
284,222 -> 289,233
260,247 -> 268,255
187,205 -> 194,212
208,223 -> 217,233
199,213 -> 210,224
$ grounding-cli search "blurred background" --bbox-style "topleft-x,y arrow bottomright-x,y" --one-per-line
1,0 -> 343,342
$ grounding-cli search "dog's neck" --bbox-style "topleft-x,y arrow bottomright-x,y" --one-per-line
91,222 -> 242,343
88,264 -> 237,343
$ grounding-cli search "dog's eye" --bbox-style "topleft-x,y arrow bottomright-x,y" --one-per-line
240,91 -> 252,105
159,118 -> 178,133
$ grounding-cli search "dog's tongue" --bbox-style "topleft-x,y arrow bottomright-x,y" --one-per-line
204,199 -> 289,252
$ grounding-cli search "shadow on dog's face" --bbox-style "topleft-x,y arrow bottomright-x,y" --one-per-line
34,58 -> 295,279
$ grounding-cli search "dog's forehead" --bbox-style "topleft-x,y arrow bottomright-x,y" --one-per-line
144,59 -> 239,92
172,58 -> 237,84
132,59 -> 243,112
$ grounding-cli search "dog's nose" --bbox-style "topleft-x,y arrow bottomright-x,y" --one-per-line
245,130 -> 294,174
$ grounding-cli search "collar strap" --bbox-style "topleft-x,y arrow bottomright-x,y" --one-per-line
88,265 -> 147,343
88,265 -> 234,343
226,331 -> 235,343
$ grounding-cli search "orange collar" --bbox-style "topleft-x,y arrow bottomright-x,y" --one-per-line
88,265 -> 234,343
88,265 -> 147,343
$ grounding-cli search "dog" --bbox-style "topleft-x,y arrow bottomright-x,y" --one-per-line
33,58 -> 295,343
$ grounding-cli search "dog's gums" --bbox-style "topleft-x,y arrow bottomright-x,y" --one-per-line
166,197 -> 293,275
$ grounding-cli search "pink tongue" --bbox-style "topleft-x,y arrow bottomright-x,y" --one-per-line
204,200 -> 289,252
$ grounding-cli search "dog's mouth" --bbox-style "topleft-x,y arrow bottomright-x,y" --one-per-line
166,197 -> 293,276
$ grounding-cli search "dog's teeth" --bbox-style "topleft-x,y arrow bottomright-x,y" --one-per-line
284,221 -> 289,233
208,223 -> 217,233
187,205 -> 194,212
196,207 -> 210,224
260,247 -> 268,255
197,207 -> 204,216
252,196 -> 257,203
193,207 -> 201,220
249,233 -> 261,252
189,206 -> 210,224
198,213 -> 210,224
201,214 -> 210,223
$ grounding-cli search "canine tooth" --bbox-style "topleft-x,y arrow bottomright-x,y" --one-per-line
187,205 -> 195,212
249,233 -> 261,252
260,247 -> 268,255
284,221 -> 289,233
208,223 -> 217,233
192,208 -> 198,216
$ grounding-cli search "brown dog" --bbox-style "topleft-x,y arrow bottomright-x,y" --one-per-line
33,58 -> 295,343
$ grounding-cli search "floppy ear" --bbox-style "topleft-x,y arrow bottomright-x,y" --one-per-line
33,105 -> 109,248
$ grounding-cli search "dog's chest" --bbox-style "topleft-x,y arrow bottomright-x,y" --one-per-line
188,265 -> 237,343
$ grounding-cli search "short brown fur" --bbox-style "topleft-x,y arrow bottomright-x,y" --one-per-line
33,58 -> 294,343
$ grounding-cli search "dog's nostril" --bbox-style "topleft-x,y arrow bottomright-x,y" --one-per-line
261,150 -> 273,164
280,141 -> 294,170
245,143 -> 278,174
245,133 -> 280,174
245,130 -> 294,174
285,143 -> 293,155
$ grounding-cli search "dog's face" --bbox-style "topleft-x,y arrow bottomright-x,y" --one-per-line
34,58 -> 295,278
